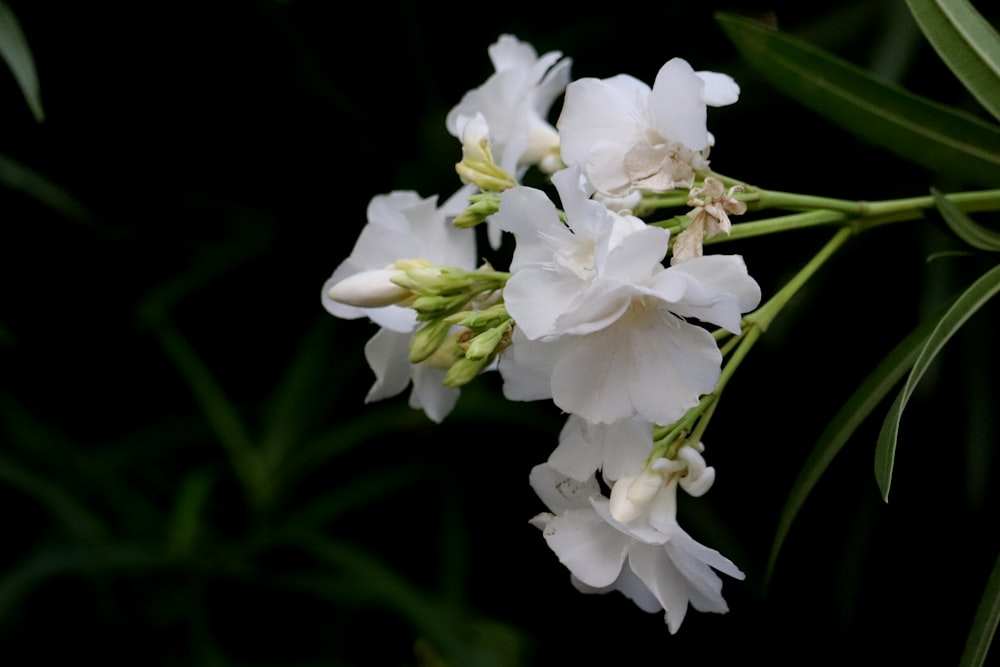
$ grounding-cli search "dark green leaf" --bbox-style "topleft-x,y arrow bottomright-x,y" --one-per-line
960,549 -> 1000,667
905,0 -> 1000,122
0,152 -> 90,222
0,1 -> 42,121
876,262 -> 1000,500
715,11 -> 1000,187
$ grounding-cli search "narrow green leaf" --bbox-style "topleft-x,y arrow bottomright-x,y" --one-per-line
905,0 -> 1000,122
0,152 -> 90,222
715,11 -> 1000,187
279,535 -> 519,667
0,451 -> 107,541
875,262 -> 1000,500
166,468 -> 214,555
933,187 -> 1000,251
0,1 -> 42,122
960,549 -> 1000,667
148,318 -> 271,509
764,303 -> 947,587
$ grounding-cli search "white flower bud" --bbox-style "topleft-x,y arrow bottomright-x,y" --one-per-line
326,268 -> 409,308
676,446 -> 716,497
610,469 -> 665,524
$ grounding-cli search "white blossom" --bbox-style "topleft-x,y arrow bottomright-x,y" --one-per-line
447,34 -> 570,176
494,166 -> 761,425
557,58 -> 740,199
447,34 -> 571,249
529,459 -> 743,634
320,186 -> 477,423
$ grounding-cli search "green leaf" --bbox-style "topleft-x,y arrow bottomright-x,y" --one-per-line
875,262 -> 1000,501
933,187 -> 1000,251
0,152 -> 90,221
905,0 -> 1000,123
960,549 -> 1000,667
715,11 -> 1000,188
0,1 -> 43,122
166,468 -> 215,555
764,301 -> 948,588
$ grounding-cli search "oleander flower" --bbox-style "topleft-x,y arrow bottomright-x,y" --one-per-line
447,34 -> 571,177
529,458 -> 743,633
320,185 -> 477,422
494,166 -> 761,425
557,57 -> 739,199
447,34 -> 572,249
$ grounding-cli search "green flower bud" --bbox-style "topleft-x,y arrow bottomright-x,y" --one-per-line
464,320 -> 512,360
452,193 -> 501,229
446,303 -> 509,328
409,319 -> 454,364
443,354 -> 492,388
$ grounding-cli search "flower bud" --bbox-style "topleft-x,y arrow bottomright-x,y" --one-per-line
326,268 -> 410,308
409,320 -> 453,364
676,446 -> 715,497
442,354 -> 491,387
447,303 -> 509,329
609,469 -> 664,524
463,320 -> 512,360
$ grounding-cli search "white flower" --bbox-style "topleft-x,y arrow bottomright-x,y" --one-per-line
529,460 -> 743,634
447,34 -> 571,176
321,186 -> 477,332
320,185 -> 477,423
557,58 -> 740,199
447,34 -> 571,249
494,166 -> 761,425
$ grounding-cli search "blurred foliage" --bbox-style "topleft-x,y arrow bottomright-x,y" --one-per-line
0,1 -> 998,666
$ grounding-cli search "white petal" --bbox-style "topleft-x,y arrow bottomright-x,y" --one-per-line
696,70 -> 740,107
583,140 -> 635,198
409,363 -> 460,424
600,418 -> 655,482
529,463 -> 601,514
600,224 -> 671,282
488,34 -> 539,71
554,281 -> 635,336
557,76 -> 644,167
611,562 -> 663,613
363,328 -> 413,404
548,415 -> 606,482
550,309 -> 721,425
651,254 -> 761,333
504,266 -> 587,339
497,328 -> 557,402
543,508 -> 629,588
628,542 -> 691,633
493,185 -> 571,269
648,58 -> 709,151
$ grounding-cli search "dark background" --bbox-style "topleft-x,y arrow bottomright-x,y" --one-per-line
0,0 -> 998,665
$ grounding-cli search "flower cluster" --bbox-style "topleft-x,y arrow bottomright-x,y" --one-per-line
320,34 -> 760,631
